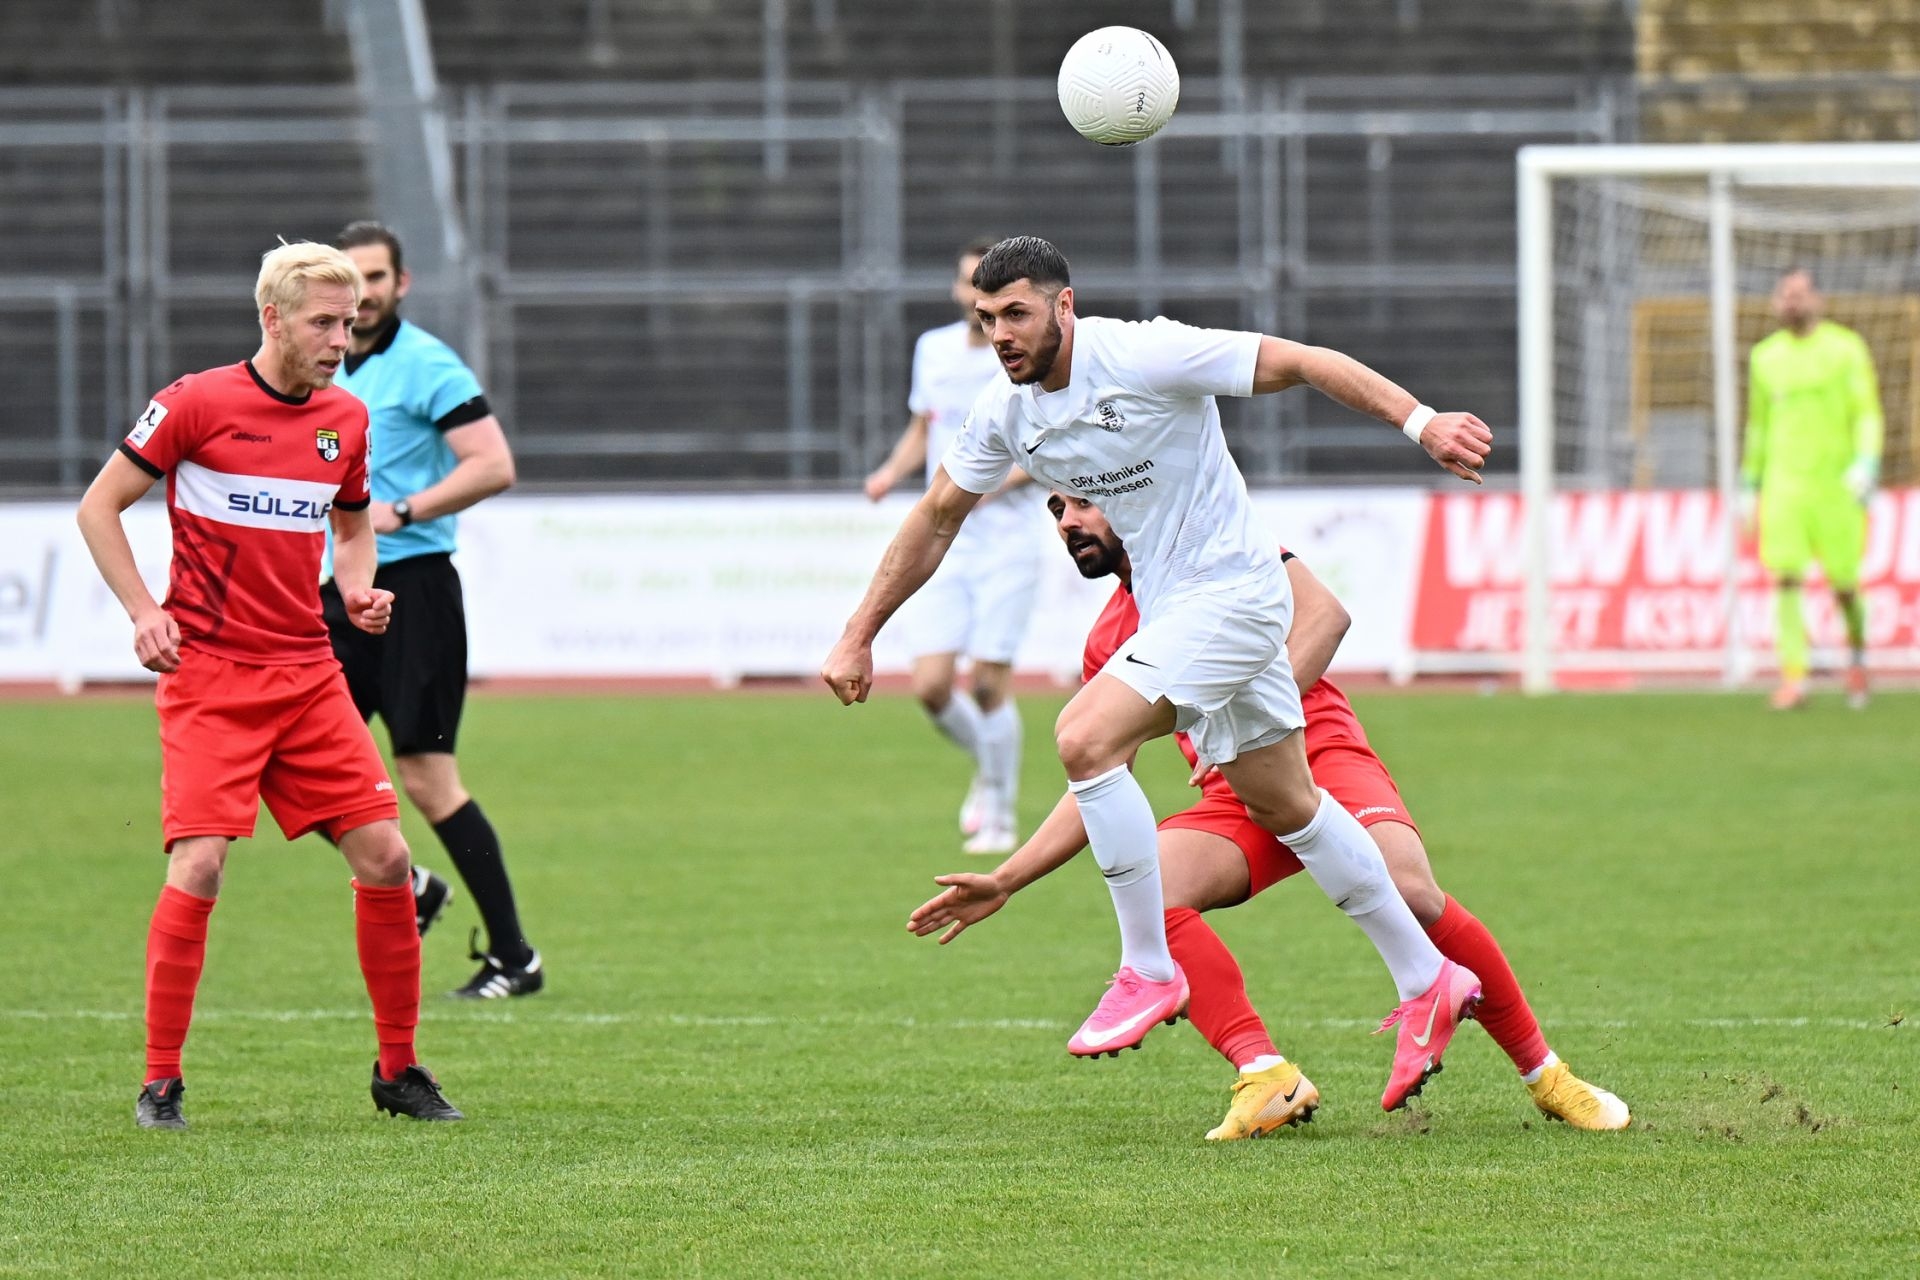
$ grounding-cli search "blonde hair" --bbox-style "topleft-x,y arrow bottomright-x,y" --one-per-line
254,240 -> 362,324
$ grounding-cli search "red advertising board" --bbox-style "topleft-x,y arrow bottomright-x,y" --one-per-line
1413,489 -> 1920,668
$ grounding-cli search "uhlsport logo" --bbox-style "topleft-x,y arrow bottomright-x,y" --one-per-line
315,427 -> 341,462
1095,399 -> 1126,432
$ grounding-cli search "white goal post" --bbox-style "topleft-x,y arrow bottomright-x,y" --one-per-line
1516,142 -> 1920,692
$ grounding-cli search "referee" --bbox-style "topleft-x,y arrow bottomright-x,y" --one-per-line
322,221 -> 543,998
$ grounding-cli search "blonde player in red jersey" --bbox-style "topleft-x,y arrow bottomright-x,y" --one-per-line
910,493 -> 1630,1137
76,242 -> 462,1129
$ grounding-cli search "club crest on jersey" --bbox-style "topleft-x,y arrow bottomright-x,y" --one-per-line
315,428 -> 341,462
1095,399 -> 1126,432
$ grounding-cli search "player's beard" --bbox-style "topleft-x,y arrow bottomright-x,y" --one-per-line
279,331 -> 334,392
1007,313 -> 1064,386
1066,531 -> 1124,579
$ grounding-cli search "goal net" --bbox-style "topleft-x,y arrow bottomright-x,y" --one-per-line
1514,143 -> 1920,691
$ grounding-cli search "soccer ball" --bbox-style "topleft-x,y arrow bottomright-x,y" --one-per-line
1056,26 -> 1180,147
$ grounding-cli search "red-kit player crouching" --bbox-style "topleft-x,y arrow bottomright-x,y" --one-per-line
75,242 -> 463,1129
910,493 -> 1630,1138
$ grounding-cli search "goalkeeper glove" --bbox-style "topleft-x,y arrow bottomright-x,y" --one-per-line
1844,457 -> 1879,504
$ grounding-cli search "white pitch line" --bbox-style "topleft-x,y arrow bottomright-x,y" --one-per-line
0,1008 -> 1895,1032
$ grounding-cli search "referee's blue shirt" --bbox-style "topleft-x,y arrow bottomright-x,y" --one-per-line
333,318 -> 490,567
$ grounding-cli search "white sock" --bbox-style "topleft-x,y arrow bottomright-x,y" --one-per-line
1279,790 -> 1444,1001
930,695 -> 984,759
1239,1053 -> 1287,1074
1067,765 -> 1174,983
1348,898 -> 1447,1002
977,701 -> 1022,817
1521,1050 -> 1559,1084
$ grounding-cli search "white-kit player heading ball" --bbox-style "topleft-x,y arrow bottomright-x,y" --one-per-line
865,240 -> 1042,855
823,238 -> 1494,1102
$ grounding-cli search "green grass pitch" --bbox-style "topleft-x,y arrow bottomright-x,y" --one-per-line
1,687 -> 1915,1277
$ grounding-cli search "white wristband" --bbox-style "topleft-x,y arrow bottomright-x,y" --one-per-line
1401,404 -> 1437,444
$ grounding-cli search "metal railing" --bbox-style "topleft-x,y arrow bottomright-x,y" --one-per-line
0,76 -> 1625,492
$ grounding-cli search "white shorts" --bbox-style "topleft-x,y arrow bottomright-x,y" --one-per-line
1100,579 -> 1304,767
897,548 -> 1042,665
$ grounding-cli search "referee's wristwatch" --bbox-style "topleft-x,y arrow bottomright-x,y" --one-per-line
392,498 -> 416,527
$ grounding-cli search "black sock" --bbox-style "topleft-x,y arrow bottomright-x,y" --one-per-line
432,800 -> 532,965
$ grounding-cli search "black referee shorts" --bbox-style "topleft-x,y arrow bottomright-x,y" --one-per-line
323,551 -> 469,757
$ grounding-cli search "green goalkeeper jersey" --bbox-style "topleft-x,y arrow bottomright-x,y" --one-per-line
1743,320 -> 1884,496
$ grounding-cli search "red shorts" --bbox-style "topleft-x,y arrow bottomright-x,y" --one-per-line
1157,738 -> 1418,897
155,648 -> 399,847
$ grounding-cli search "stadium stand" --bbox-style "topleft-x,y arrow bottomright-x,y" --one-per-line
419,2 -> 1630,481
65,1 -> 1920,490
422,0 -> 1630,84
1640,0 -> 1920,79
1639,0 -> 1920,140
0,0 -> 353,86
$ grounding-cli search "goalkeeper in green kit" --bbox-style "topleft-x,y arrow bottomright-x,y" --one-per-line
1743,267 -> 1883,710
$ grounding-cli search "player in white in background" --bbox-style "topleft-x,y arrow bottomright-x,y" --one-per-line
865,240 -> 1040,855
824,237 -> 1495,1109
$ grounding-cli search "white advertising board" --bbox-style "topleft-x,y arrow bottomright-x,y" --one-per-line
0,489 -> 1427,685
0,502 -> 172,684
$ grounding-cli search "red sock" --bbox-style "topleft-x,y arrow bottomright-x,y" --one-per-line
354,880 -> 420,1080
1165,907 -> 1277,1069
1425,894 -> 1550,1074
145,885 -> 216,1084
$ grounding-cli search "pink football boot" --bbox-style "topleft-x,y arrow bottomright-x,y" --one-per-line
1376,958 -> 1482,1110
1068,964 -> 1189,1058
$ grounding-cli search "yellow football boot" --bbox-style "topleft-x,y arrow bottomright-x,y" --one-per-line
1527,1062 -> 1631,1131
1204,1061 -> 1319,1141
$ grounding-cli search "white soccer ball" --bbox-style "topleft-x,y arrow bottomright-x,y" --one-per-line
1056,26 -> 1180,147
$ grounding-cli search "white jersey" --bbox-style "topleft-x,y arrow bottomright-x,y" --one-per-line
910,321 -> 1041,561
942,315 -> 1280,619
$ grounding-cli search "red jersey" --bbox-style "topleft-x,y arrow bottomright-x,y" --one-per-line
119,361 -> 371,665
1081,556 -> 1371,797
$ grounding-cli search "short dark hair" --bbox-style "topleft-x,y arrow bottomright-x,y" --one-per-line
336,220 -> 404,275
972,236 -> 1070,295
959,237 -> 999,263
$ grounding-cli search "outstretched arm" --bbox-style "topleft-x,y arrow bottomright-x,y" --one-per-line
907,789 -> 1094,944
1251,336 -> 1491,484
822,467 -> 982,704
